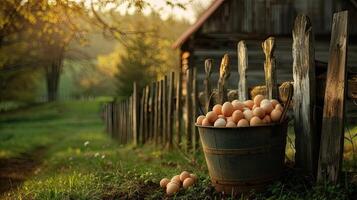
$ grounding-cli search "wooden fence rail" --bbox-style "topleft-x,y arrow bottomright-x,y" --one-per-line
103,11 -> 351,183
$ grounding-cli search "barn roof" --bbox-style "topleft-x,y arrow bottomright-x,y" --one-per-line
172,0 -> 224,49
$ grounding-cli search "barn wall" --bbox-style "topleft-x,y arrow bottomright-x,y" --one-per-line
200,0 -> 357,36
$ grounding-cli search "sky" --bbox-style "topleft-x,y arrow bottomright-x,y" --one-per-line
102,0 -> 213,24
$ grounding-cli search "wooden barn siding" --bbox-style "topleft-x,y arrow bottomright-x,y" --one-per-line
200,0 -> 357,36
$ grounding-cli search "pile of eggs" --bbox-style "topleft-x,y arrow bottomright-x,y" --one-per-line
160,171 -> 198,196
196,95 -> 284,127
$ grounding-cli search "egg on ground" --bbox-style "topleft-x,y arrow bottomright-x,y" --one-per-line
222,102 -> 234,117
183,177 -> 195,189
166,182 -> 180,196
160,178 -> 170,188
179,171 -> 190,182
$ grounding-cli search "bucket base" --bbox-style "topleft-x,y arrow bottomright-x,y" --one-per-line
211,175 -> 280,194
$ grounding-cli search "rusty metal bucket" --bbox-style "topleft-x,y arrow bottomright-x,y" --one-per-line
196,121 -> 288,194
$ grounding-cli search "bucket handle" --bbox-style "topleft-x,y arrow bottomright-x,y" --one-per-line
280,83 -> 293,123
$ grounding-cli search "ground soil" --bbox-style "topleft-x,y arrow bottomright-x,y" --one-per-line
0,146 -> 46,195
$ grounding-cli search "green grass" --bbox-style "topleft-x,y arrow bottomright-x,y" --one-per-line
0,100 -> 356,200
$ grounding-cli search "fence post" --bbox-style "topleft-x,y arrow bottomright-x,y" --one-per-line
175,72 -> 182,147
167,72 -> 175,149
154,81 -> 159,146
185,68 -> 193,151
262,37 -> 278,99
144,85 -> 150,142
132,82 -> 139,146
192,68 -> 199,150
318,11 -> 349,183
237,41 -> 248,101
217,54 -> 230,104
204,59 -> 213,113
158,80 -> 163,145
150,82 -> 156,141
163,76 -> 168,146
139,88 -> 145,144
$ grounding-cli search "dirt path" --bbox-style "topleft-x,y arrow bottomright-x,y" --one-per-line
0,146 -> 46,195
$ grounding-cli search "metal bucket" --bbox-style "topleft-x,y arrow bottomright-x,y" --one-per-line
197,120 -> 288,194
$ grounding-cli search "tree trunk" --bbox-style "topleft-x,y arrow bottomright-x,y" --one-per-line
46,49 -> 64,102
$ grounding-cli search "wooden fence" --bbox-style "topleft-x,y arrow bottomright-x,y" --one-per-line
103,11 -> 350,183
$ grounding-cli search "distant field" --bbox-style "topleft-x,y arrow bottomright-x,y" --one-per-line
0,100 -> 355,199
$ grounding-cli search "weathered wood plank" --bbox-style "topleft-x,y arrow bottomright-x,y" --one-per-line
167,72 -> 174,149
175,72 -> 182,147
158,80 -> 163,144
154,81 -> 159,145
192,67 -> 199,150
185,68 -> 193,151
163,76 -> 168,146
292,14 -> 318,176
217,54 -> 230,104
204,59 -> 213,113
144,85 -> 150,143
150,82 -> 156,141
139,88 -> 145,144
237,41 -> 248,101
318,11 -> 349,183
132,82 -> 139,146
262,37 -> 278,99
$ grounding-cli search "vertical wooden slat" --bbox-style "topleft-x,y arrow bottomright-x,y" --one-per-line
192,68 -> 199,150
185,68 -> 193,151
162,76 -> 168,146
175,72 -> 182,147
204,59 -> 213,113
132,82 -> 139,146
128,96 -> 132,143
154,81 -> 159,145
318,11 -> 349,183
158,80 -> 163,145
144,85 -> 150,142
108,102 -> 113,137
262,37 -> 278,99
292,14 -> 318,176
217,54 -> 230,104
167,72 -> 174,149
139,88 -> 145,144
124,100 -> 128,144
237,41 -> 248,101
150,82 -> 156,141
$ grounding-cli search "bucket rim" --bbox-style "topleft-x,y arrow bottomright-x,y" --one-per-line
195,119 -> 288,129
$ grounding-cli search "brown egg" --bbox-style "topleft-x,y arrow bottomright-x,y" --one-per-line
253,107 -> 265,119
212,104 -> 222,115
190,174 -> 198,182
270,109 -> 282,122
243,110 -> 253,121
218,114 -> 225,119
232,110 -> 244,123
250,116 -> 263,126
252,105 -> 258,110
171,175 -> 181,184
206,111 -> 218,123
263,115 -> 272,123
166,182 -> 180,196
275,104 -> 283,111
260,102 -> 274,114
202,118 -> 211,126
214,118 -> 226,127
196,115 -> 205,125
253,95 -> 265,106
160,178 -> 170,188
260,99 -> 270,106
179,171 -> 190,182
226,121 -> 236,127
226,117 -> 233,122
232,100 -> 245,111
270,99 -> 279,108
183,177 -> 195,189
237,119 -> 249,127
222,102 -> 234,117
244,100 -> 254,109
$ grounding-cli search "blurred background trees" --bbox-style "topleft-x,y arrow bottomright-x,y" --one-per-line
0,0 -> 194,108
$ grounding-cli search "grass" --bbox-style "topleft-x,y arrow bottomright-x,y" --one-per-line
0,100 -> 356,199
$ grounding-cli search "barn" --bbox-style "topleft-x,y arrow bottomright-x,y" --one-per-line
173,0 -> 357,89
